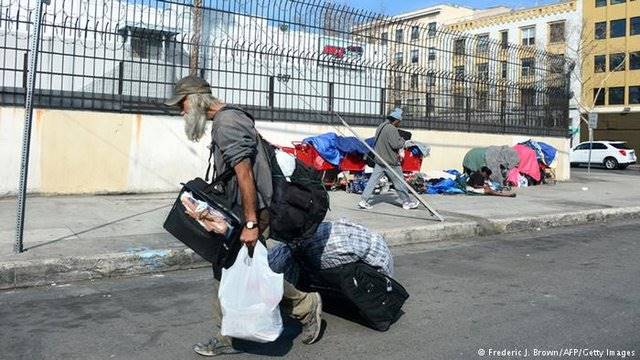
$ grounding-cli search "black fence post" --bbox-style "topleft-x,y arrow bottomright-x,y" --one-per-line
466,96 -> 471,132
268,75 -> 274,122
425,92 -> 431,129
118,61 -> 124,95
501,99 -> 506,133
22,53 -> 28,90
328,82 -> 334,113
380,88 -> 386,116
118,61 -> 124,111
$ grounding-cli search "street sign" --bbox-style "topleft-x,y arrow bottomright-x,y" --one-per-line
588,113 -> 598,129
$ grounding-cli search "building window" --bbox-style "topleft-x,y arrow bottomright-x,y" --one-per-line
395,29 -> 403,43
609,86 -> 625,105
610,53 -> 625,71
477,63 -> 489,79
610,19 -> 626,38
454,39 -> 466,55
520,88 -> 536,107
410,74 -> 419,89
411,49 -> 419,64
549,22 -> 565,43
595,0 -> 606,6
427,71 -> 436,86
381,32 -> 388,46
521,26 -> 536,46
454,93 -> 465,111
501,61 -> 508,78
630,86 -> 640,104
405,98 -> 420,117
549,54 -> 565,73
394,75 -> 402,90
476,34 -> 490,54
500,30 -> 509,49
593,89 -> 605,106
395,52 -> 403,65
632,17 -> 640,36
594,55 -> 606,72
595,22 -> 607,39
455,66 -> 465,81
411,26 -> 420,41
426,94 -> 435,114
522,58 -> 535,77
610,0 -> 626,4
631,51 -> 640,70
428,22 -> 437,37
428,47 -> 436,61
477,90 -> 488,109
131,36 -> 163,60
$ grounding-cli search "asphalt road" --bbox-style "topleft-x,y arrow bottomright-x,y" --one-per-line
1,221 -> 639,360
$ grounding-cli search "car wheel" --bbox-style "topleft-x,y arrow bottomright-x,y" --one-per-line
618,164 -> 629,170
604,157 -> 618,170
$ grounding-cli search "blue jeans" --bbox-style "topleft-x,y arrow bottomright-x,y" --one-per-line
361,164 -> 411,204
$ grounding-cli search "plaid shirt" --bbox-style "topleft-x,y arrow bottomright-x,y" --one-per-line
268,219 -> 394,282
299,219 -> 394,277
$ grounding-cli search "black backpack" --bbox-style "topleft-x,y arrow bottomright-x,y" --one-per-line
210,106 -> 330,244
305,262 -> 409,331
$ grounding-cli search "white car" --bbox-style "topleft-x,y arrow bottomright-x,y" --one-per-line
570,141 -> 637,170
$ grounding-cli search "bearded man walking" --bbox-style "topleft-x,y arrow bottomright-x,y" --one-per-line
165,75 -> 323,356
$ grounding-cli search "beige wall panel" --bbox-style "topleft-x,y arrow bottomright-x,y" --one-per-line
39,110 -> 133,194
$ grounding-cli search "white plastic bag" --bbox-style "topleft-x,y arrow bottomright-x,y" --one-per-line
219,242 -> 284,343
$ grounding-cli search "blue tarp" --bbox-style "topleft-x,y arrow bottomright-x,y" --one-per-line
304,133 -> 377,165
426,178 -> 465,195
538,142 -> 557,165
303,133 -> 342,165
335,136 -> 370,155
521,140 -> 557,166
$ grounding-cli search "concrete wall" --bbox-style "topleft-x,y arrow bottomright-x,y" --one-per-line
0,106 -> 570,196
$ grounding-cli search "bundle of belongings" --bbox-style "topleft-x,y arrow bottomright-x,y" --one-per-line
269,219 -> 409,331
462,140 -> 558,189
302,132 -> 430,173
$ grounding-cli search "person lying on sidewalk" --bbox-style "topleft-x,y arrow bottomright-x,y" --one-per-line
466,168 -> 516,198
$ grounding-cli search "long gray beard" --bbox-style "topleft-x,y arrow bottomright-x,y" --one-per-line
183,108 -> 208,142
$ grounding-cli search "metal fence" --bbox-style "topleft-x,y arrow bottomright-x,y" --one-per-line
0,0 -> 570,136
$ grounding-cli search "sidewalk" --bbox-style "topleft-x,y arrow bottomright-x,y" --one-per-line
2,168 -> 640,289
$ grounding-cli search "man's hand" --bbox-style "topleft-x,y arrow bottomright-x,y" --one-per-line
240,226 -> 259,247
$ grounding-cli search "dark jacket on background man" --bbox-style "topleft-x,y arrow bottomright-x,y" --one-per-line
373,120 -> 406,166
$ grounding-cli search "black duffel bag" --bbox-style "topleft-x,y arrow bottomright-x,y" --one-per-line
306,262 -> 409,331
163,176 -> 242,278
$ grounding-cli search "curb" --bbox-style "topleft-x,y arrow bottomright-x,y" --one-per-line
2,206 -> 640,290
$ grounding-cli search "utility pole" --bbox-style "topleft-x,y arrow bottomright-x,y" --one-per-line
15,0 -> 50,253
190,0 -> 203,76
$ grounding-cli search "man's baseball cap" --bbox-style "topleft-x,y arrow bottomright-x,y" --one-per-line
164,75 -> 212,107
387,108 -> 403,121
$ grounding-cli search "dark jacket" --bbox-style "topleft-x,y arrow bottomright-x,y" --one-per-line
210,108 -> 273,212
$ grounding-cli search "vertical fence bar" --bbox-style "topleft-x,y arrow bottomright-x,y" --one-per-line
15,0 -> 49,254
22,53 -> 28,90
268,75 -> 274,121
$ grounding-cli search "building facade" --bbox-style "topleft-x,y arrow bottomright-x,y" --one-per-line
448,0 -> 583,145
581,0 -> 640,153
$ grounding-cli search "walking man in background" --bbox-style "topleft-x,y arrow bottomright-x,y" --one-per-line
359,109 -> 419,210
165,75 -> 323,357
